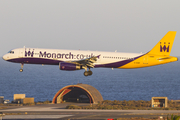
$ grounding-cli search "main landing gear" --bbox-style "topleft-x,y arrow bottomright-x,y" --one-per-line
19,63 -> 24,72
84,69 -> 93,76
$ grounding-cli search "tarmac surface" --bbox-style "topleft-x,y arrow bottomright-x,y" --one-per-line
1,103 -> 180,120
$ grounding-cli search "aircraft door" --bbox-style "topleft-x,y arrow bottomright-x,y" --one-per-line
19,49 -> 24,58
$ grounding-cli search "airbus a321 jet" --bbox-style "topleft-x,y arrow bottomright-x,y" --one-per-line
2,31 -> 178,76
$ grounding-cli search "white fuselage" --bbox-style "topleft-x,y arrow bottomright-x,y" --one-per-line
3,48 -> 142,68
2,31 -> 178,76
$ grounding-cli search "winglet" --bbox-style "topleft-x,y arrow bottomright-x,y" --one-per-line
147,31 -> 176,56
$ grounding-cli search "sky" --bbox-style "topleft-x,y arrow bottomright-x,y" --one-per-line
0,0 -> 180,57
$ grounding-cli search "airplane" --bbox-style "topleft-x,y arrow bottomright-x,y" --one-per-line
2,31 -> 178,76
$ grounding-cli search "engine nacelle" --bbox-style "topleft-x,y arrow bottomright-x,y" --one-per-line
59,62 -> 81,71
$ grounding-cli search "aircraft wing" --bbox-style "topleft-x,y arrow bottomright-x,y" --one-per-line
68,55 -> 100,68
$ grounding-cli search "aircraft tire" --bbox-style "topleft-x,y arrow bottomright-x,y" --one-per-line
88,71 -> 93,76
84,71 -> 89,76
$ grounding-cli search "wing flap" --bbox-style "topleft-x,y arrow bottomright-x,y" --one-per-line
71,55 -> 99,68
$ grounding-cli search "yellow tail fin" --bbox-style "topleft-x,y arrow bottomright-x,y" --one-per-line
148,31 -> 176,56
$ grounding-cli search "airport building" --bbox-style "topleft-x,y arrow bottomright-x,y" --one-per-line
13,94 -> 26,103
13,94 -> 34,104
0,96 -> 4,104
52,83 -> 103,104
151,97 -> 168,108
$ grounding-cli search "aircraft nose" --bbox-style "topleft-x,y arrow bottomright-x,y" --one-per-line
2,55 -> 5,60
2,54 -> 8,60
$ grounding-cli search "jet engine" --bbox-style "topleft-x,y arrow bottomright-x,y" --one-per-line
59,62 -> 81,71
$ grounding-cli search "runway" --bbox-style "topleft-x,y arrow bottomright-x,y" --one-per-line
1,103 -> 180,120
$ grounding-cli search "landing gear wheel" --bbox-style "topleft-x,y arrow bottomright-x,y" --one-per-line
20,63 -> 24,72
84,71 -> 89,76
84,70 -> 93,76
88,70 -> 92,76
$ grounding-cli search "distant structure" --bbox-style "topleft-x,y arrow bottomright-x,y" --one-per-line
151,97 -> 168,108
14,94 -> 34,104
4,100 -> 10,104
0,96 -> 4,104
14,94 -> 25,103
23,98 -> 34,104
52,84 -> 103,104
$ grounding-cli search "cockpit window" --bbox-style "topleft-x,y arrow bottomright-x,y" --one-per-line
8,51 -> 14,54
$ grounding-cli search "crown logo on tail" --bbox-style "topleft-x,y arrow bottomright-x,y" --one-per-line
160,42 -> 170,52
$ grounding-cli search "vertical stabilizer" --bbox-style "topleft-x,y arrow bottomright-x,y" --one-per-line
148,31 -> 176,56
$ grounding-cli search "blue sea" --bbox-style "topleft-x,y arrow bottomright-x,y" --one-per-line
0,58 -> 180,102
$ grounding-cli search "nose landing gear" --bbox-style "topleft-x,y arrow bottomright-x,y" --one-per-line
19,63 -> 24,72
